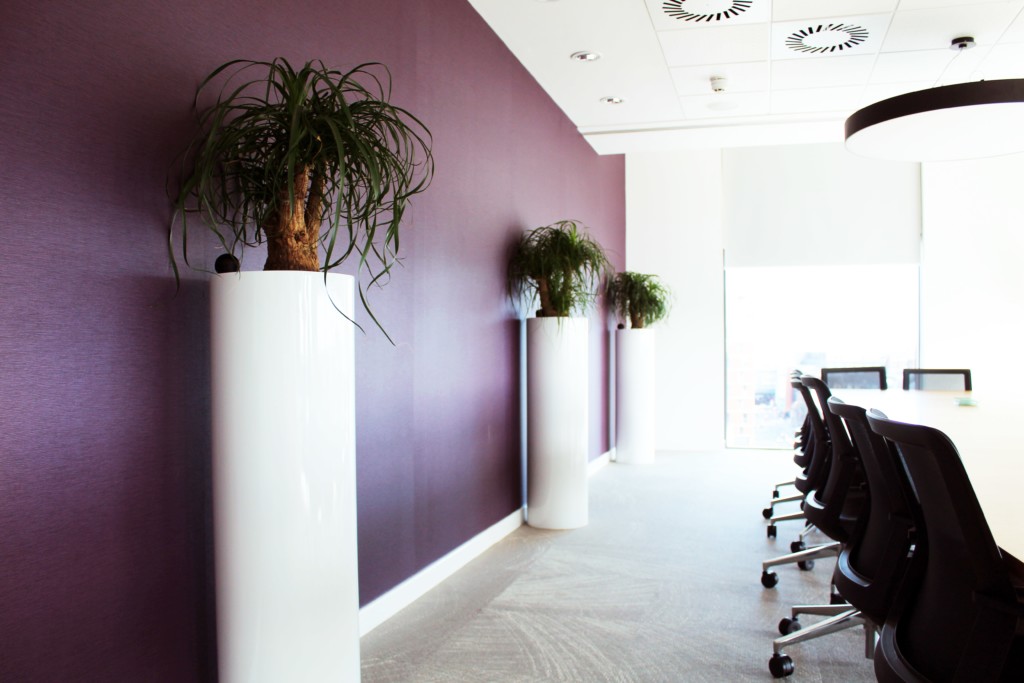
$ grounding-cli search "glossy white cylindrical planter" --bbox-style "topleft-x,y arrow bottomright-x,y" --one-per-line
615,328 -> 656,465
211,271 -> 359,683
526,316 -> 589,529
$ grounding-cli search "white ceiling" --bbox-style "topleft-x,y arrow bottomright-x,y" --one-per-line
466,0 -> 1024,154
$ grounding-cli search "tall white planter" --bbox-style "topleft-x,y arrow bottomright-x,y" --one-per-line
211,271 -> 360,683
527,316 -> 589,529
616,328 -> 656,464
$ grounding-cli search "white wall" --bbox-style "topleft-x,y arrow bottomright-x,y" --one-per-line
625,150 -> 725,451
920,154 -> 1024,393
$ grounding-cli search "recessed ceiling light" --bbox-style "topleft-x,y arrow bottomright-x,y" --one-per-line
600,96 -> 626,105
570,51 -> 601,62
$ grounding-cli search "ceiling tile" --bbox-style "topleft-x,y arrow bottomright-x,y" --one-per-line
870,49 -> 953,83
645,0 -> 770,31
772,0 -> 899,22
771,85 -> 864,114
979,42 -> 1024,77
857,81 -> 935,107
998,5 -> 1024,42
937,43 -> 996,81
670,61 -> 770,95
658,23 -> 771,66
896,0 -> 1019,10
679,91 -> 770,119
870,45 -> 994,83
772,14 -> 892,60
882,3 -> 1024,52
772,55 -> 876,89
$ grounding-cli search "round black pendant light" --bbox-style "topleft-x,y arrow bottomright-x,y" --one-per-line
845,79 -> 1024,162
845,37 -> 1024,162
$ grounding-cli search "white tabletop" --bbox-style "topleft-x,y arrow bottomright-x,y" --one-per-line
834,389 -> 1023,559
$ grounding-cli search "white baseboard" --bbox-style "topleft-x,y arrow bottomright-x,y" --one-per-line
359,507 -> 525,636
589,448 -> 613,475
359,448 -> 614,637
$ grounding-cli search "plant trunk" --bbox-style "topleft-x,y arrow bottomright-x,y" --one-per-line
264,166 -> 321,271
630,310 -> 645,329
537,276 -> 557,317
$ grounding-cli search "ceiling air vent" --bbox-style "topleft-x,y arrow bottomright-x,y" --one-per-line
662,0 -> 753,23
785,23 -> 869,54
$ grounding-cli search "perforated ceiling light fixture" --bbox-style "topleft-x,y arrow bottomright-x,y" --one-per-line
846,37 -> 1024,162
662,0 -> 753,23
785,22 -> 869,54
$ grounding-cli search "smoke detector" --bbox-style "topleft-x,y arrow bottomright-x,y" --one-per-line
710,76 -> 727,93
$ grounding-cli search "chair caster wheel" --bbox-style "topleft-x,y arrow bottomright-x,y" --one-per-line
790,541 -> 806,553
767,524 -> 777,539
797,560 -> 815,571
762,507 -> 774,519
761,571 -> 779,588
769,653 -> 794,678
772,490 -> 780,499
778,617 -> 802,635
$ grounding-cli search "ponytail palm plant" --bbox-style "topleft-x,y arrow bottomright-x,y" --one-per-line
607,271 -> 671,329
170,58 -> 433,332
507,220 -> 612,317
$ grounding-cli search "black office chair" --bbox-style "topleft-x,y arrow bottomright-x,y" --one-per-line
763,378 -> 817,520
764,378 -> 830,542
902,368 -> 972,391
761,377 -> 856,588
821,366 -> 888,390
867,411 -> 1024,682
768,397 -> 915,678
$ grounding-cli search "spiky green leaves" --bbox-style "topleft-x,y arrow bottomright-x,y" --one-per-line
507,220 -> 612,318
607,272 -> 671,329
169,58 -> 434,338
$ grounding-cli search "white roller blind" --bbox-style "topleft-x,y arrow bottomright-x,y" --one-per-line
722,144 -> 921,267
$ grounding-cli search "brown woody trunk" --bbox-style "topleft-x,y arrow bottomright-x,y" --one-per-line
263,165 -> 322,271
630,310 -> 644,329
537,276 -> 556,317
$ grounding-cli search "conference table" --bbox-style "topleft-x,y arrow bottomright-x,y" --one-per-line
833,389 -> 1023,560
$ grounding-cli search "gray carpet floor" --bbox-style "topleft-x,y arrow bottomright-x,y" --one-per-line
360,450 -> 877,682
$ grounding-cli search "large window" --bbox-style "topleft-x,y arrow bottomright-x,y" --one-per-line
724,264 -> 919,449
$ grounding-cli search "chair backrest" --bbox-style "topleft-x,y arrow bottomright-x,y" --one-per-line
822,366 -> 888,390
867,411 -> 1017,682
902,368 -> 972,391
827,397 -> 915,625
792,378 -> 827,481
801,377 -> 865,543
790,378 -> 813,465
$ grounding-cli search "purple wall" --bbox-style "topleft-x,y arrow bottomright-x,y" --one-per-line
0,0 -> 624,679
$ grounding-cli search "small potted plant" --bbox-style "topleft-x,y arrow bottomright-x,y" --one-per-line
607,271 -> 671,330
507,220 -> 611,530
507,219 -> 611,318
607,272 -> 672,465
169,57 -> 433,683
